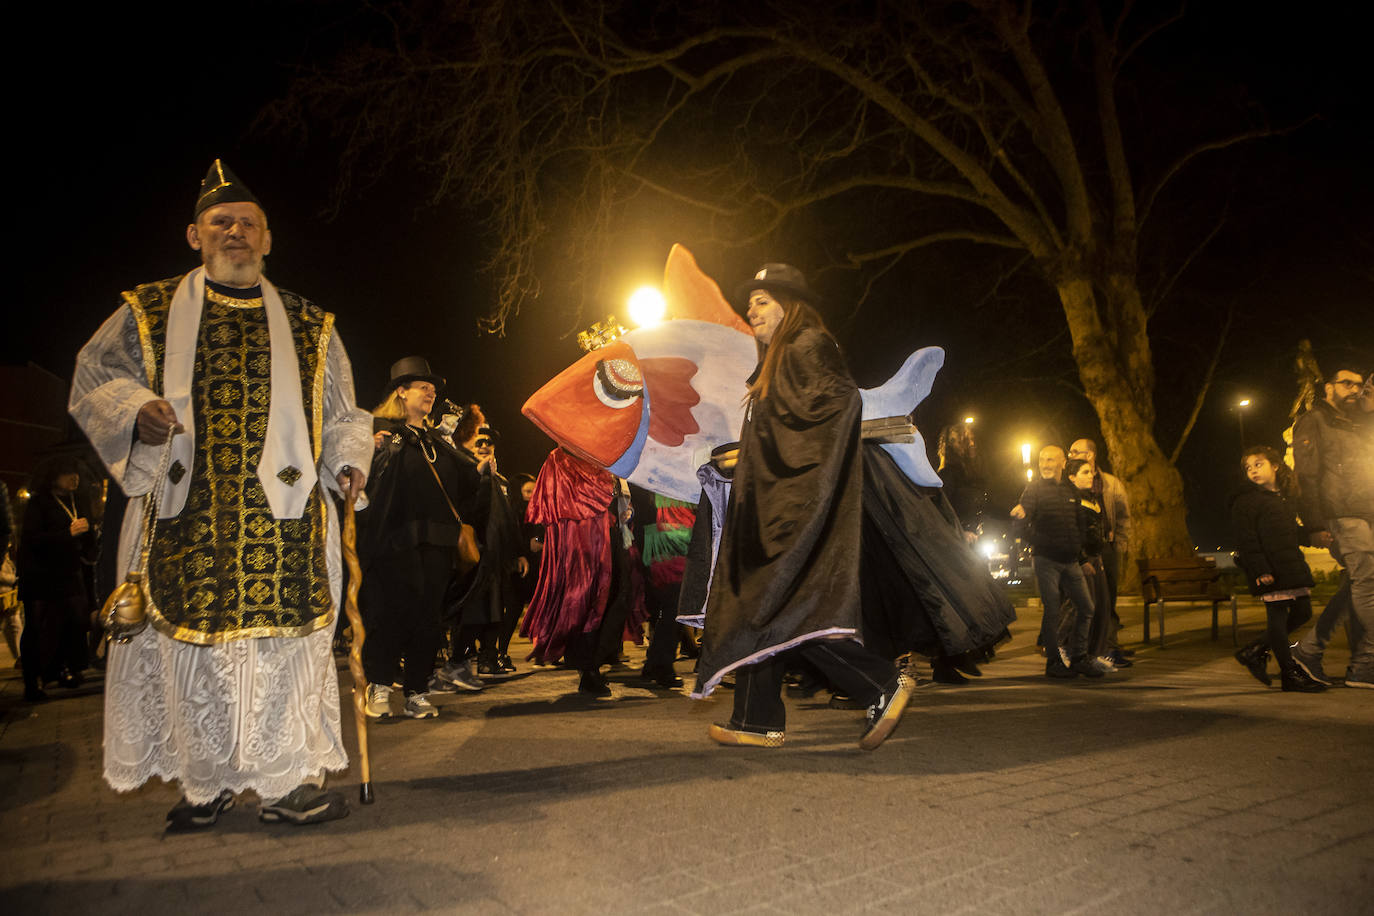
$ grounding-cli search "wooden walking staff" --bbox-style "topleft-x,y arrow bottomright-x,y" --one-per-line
340,485 -> 375,804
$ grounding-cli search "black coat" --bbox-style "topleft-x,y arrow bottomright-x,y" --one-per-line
1013,477 -> 1085,564
1229,483 -> 1313,595
17,489 -> 96,602
357,420 -> 480,568
694,327 -> 863,696
860,445 -> 1015,659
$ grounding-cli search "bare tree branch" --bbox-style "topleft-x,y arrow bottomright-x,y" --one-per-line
1169,300 -> 1234,464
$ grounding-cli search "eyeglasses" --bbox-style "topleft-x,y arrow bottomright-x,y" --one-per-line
1332,379 -> 1364,390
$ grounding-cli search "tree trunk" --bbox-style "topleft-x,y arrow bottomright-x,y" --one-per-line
1054,275 -> 1193,578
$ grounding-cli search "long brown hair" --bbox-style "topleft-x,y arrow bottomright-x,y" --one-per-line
744,294 -> 833,402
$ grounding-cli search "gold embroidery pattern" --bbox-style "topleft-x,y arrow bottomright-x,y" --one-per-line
277,466 -> 302,486
129,280 -> 332,644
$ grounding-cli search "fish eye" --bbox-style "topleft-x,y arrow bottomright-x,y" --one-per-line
593,358 -> 644,409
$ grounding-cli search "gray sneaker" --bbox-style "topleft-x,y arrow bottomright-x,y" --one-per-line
428,672 -> 459,694
1344,670 -> 1373,689
404,692 -> 439,718
436,662 -> 485,692
259,785 -> 349,825
1290,645 -> 1332,686
364,683 -> 393,718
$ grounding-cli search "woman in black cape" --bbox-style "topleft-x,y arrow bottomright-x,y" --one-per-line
696,264 -> 914,750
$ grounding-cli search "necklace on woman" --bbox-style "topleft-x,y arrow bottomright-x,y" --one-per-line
55,491 -> 78,522
409,425 -> 437,463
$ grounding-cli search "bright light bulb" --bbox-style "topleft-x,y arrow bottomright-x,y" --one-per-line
1238,398 -> 1251,408
963,416 -> 975,425
627,286 -> 666,327
1021,443 -> 1032,465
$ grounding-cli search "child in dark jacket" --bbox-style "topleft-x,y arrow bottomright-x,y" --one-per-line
1229,446 -> 1324,692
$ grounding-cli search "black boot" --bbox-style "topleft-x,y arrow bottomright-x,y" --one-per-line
1234,640 -> 1272,686
931,659 -> 968,685
1280,663 -> 1327,693
578,668 -> 611,697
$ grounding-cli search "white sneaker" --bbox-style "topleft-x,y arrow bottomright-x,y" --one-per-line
404,692 -> 438,719
1093,656 -> 1117,673
365,683 -> 393,719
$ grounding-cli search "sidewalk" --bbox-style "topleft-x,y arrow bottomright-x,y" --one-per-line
1,598 -> 1370,915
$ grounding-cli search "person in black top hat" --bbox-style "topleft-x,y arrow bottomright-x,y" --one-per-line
695,264 -> 914,750
358,357 -> 485,717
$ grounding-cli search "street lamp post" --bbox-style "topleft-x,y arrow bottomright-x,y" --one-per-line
1237,398 -> 1251,449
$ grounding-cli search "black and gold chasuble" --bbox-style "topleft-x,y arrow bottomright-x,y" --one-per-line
125,276 -> 334,644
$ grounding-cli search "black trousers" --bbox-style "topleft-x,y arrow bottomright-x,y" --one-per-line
733,639 -> 896,731
360,545 -> 452,695
643,580 -> 682,671
21,594 -> 88,693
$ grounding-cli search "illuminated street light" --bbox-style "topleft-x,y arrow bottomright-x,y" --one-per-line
1237,396 -> 1252,447
963,416 -> 975,425
627,286 -> 666,327
1020,443 -> 1032,466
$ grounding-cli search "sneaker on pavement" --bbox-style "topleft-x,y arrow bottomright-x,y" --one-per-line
1345,670 -> 1374,689
1092,656 -> 1117,674
1290,645 -> 1332,685
476,660 -> 516,680
404,692 -> 439,718
427,672 -> 459,694
259,785 -> 349,825
708,721 -> 785,748
1107,649 -> 1134,668
497,654 -> 517,674
859,670 -> 916,750
166,789 -> 235,832
436,662 -> 485,692
364,683 -> 394,719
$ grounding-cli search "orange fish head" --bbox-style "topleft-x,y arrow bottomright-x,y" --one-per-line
521,339 -> 648,470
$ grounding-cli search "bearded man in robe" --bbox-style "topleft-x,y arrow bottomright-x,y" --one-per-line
69,161 -> 373,830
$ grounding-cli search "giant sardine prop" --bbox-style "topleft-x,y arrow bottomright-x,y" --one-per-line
522,245 -> 944,500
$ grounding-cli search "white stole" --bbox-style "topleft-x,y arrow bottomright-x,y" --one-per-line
159,267 -> 317,520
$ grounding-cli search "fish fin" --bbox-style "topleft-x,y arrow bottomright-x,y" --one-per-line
860,346 -> 945,420
663,244 -> 752,333
642,356 -> 702,447
860,347 -> 946,487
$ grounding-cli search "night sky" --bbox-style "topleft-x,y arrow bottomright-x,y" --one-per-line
13,3 -> 1372,549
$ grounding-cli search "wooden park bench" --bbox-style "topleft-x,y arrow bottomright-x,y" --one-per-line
1137,556 -> 1237,648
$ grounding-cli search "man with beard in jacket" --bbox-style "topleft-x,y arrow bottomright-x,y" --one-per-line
1290,362 -> 1374,688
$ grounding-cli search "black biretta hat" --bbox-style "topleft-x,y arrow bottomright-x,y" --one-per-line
194,160 -> 263,219
388,356 -> 445,391
732,263 -> 823,312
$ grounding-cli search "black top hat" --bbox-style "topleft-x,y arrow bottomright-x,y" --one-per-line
194,159 -> 263,219
732,263 -> 822,312
388,356 -> 445,391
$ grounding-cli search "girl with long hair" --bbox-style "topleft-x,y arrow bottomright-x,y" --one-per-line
1229,445 -> 1324,692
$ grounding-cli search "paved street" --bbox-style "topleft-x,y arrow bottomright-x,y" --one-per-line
2,597 -> 1370,915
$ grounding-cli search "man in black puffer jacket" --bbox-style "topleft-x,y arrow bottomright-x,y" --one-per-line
1291,363 -> 1374,688
1011,446 -> 1100,680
